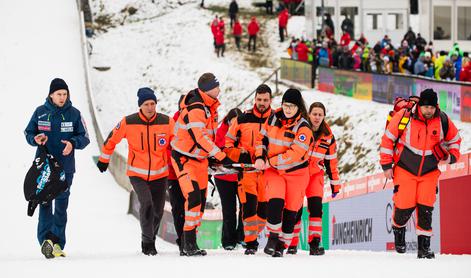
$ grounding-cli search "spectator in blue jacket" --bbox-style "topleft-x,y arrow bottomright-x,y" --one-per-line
24,78 -> 90,259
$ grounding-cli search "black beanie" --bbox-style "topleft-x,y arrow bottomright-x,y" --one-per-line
137,87 -> 157,107
282,88 -> 303,107
49,78 -> 69,95
198,73 -> 220,92
418,88 -> 438,106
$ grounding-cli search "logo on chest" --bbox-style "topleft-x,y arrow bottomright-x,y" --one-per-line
158,137 -> 167,146
38,121 -> 51,131
61,122 -> 74,132
430,129 -> 440,141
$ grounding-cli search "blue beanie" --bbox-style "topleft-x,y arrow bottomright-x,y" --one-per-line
137,87 -> 157,107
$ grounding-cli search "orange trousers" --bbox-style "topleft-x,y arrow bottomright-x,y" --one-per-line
240,171 -> 267,243
171,152 -> 208,232
291,172 -> 324,247
265,167 -> 309,247
392,166 -> 440,236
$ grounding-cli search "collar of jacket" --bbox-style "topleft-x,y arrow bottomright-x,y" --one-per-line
44,97 -> 71,114
199,89 -> 220,110
275,108 -> 302,128
253,104 -> 272,119
138,110 -> 157,123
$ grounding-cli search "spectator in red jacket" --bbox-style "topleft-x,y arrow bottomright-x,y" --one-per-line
296,40 -> 309,62
459,59 -> 471,82
278,8 -> 289,42
340,30 -> 351,47
233,19 -> 243,51
211,16 -> 219,51
218,16 -> 226,34
247,16 -> 260,53
215,29 -> 225,57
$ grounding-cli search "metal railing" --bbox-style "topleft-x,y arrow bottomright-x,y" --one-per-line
235,67 -> 281,109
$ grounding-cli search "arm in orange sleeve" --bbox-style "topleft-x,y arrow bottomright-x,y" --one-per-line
254,120 -> 269,160
225,117 -> 240,149
185,106 -> 225,161
99,117 -> 127,163
325,136 -> 341,192
443,117 -> 461,164
380,109 -> 405,170
268,125 -> 313,168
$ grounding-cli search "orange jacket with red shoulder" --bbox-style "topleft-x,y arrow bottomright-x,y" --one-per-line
225,105 -> 272,160
255,108 -> 313,171
171,89 -> 226,161
309,123 -> 341,191
380,107 -> 461,176
99,111 -> 174,181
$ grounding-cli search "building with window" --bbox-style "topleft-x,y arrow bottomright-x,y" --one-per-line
305,0 -> 471,52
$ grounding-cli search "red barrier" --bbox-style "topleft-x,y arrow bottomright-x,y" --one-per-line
438,153 -> 469,180
439,174 -> 471,254
342,177 -> 368,199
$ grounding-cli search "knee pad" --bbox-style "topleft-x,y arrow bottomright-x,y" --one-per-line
257,201 -> 267,220
187,189 -> 201,210
267,198 -> 285,224
243,193 -> 258,218
307,197 -> 323,218
417,204 -> 434,231
281,209 -> 298,234
393,206 -> 415,227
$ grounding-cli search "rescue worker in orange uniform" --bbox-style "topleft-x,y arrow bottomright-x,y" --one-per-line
171,73 -> 236,256
254,88 -> 313,257
225,84 -> 273,255
380,89 -> 461,259
97,88 -> 174,256
287,102 -> 341,255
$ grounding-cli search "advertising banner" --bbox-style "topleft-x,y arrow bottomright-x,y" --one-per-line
390,75 -> 414,101
328,190 -> 441,252
372,74 -> 392,103
438,153 -> 469,180
367,172 -> 394,193
439,175 -> 471,254
415,79 -> 461,120
461,86 -> 471,122
353,72 -> 372,101
342,177 -> 368,199
281,58 -> 312,88
318,66 -> 335,93
333,70 -> 357,97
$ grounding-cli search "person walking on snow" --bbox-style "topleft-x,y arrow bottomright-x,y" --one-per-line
24,78 -> 90,259
380,89 -> 461,259
229,0 -> 239,28
97,88 -> 175,256
247,17 -> 260,53
233,18 -> 243,51
278,7 -> 289,42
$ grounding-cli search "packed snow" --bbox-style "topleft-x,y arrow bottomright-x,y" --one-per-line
1,1 -> 470,277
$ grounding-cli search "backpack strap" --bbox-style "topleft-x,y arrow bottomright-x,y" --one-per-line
439,111 -> 449,138
396,109 -> 411,144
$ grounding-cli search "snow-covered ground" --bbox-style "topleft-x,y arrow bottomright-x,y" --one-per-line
1,1 -> 470,277
88,0 -> 470,180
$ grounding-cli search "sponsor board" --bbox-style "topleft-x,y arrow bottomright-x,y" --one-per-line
342,177 -> 367,199
329,190 -> 441,252
438,153 -> 469,180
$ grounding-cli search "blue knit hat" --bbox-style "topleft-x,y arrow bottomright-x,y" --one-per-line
137,87 -> 157,107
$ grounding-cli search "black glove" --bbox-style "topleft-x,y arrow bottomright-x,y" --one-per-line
97,161 -> 109,173
238,152 -> 252,164
220,156 -> 236,167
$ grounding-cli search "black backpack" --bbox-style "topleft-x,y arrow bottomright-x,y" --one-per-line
23,146 -> 68,216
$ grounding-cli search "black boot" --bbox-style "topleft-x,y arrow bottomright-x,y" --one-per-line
176,238 -> 184,256
264,233 -> 278,256
393,226 -> 406,254
141,241 -> 157,256
183,230 -> 206,256
417,235 -> 435,259
244,240 -> 258,255
309,237 -> 325,256
286,245 -> 297,255
272,239 -> 285,257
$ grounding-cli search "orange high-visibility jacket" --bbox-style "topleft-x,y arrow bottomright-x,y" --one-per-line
309,123 -> 341,191
99,111 -> 174,181
225,105 -> 272,159
380,107 -> 461,176
171,89 -> 226,161
255,109 -> 313,171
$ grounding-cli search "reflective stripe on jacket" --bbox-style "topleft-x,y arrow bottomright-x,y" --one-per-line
170,89 -> 225,161
99,111 -> 174,181
380,107 -> 461,176
255,108 -> 313,171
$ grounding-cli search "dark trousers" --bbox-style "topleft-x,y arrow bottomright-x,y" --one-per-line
248,35 -> 257,52
215,178 -> 244,247
230,14 -> 236,28
130,176 -> 168,243
168,179 -> 185,242
266,1 -> 273,14
234,36 -> 241,50
279,26 -> 285,42
216,43 -> 225,57
37,173 -> 74,249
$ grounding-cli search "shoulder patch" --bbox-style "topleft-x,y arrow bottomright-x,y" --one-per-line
298,133 -> 307,142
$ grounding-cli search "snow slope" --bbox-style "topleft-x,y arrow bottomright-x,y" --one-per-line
1,1 -> 470,277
